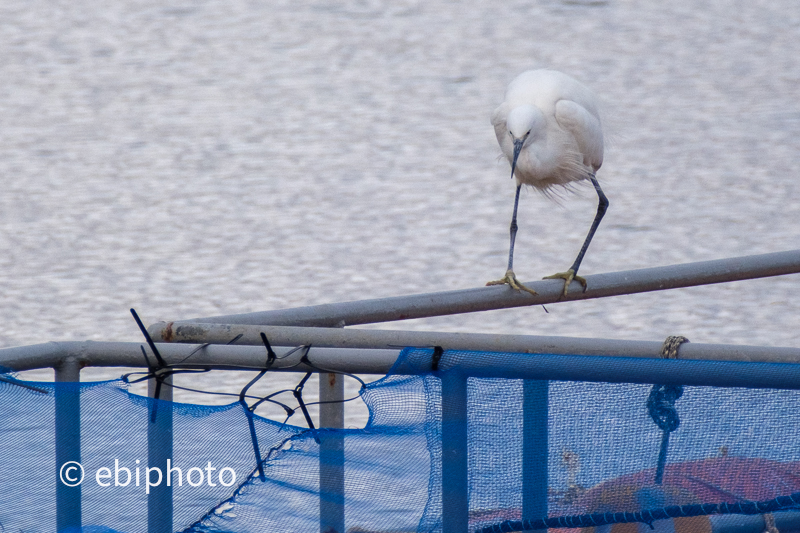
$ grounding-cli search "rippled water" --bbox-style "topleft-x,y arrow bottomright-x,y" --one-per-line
2,0 -> 799,425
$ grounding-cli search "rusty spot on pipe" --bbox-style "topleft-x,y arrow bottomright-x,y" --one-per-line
328,373 -> 337,387
163,322 -> 175,343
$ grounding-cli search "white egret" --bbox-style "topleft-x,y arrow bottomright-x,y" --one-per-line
486,69 -> 608,296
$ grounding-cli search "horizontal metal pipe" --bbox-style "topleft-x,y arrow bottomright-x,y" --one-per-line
423,351 -> 800,390
147,322 -> 800,364
3,340 -> 800,389
0,341 -> 398,374
168,250 -> 800,327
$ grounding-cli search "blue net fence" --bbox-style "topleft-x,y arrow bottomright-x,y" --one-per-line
2,347 -> 800,533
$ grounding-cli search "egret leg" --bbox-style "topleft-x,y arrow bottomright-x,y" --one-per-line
487,185 -> 538,296
544,174 -> 609,296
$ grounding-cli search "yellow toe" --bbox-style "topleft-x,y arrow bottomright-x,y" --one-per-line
486,269 -> 538,296
543,269 -> 587,296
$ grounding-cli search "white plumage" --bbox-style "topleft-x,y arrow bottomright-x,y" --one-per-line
492,69 -> 603,190
487,69 -> 609,296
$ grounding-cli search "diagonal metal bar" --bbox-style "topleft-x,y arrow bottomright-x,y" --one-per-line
164,250 -> 800,328
147,323 -> 800,364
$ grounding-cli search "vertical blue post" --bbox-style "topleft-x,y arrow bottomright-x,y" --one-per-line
56,358 -> 82,531
523,380 -> 548,521
441,371 -> 468,533
320,372 -> 345,533
148,373 -> 173,533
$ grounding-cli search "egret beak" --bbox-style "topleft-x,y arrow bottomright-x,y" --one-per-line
510,138 -> 524,179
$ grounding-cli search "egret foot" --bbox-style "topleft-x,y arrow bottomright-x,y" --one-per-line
543,269 -> 586,296
486,269 -> 538,296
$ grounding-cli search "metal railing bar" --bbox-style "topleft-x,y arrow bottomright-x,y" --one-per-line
163,250 -> 800,327
0,341 -> 399,374
4,341 -> 800,389
147,323 -> 800,365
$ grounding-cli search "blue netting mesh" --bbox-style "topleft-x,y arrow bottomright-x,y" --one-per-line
2,348 -> 800,533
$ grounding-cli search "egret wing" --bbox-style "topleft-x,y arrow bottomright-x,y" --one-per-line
554,99 -> 604,171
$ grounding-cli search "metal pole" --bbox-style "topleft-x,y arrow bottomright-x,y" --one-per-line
6,342 -> 800,388
55,358 -> 81,531
165,250 -> 800,327
417,351 -> 800,390
319,373 -> 345,533
522,381 -> 547,522
148,371 -> 173,533
147,323 -> 800,365
441,370 -> 469,533
0,341 -> 400,374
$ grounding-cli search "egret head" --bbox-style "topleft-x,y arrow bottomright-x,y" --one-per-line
507,105 -> 540,142
506,105 -> 541,178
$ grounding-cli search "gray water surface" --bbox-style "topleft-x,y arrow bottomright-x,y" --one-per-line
2,0 -> 799,424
